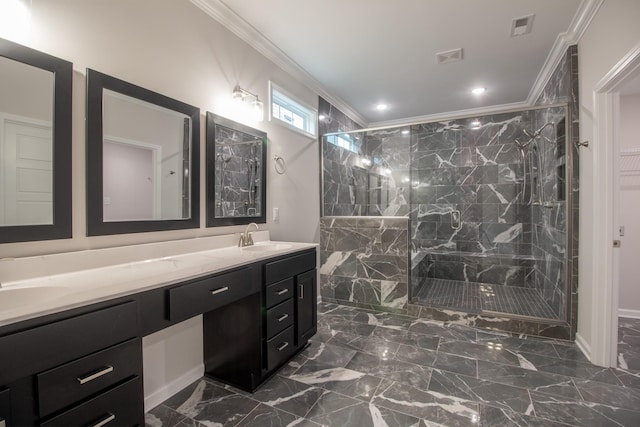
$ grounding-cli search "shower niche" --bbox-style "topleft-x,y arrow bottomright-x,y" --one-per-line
206,113 -> 266,227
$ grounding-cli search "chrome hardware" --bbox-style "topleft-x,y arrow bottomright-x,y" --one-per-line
77,366 -> 114,385
211,286 -> 229,295
299,284 -> 304,299
276,288 -> 288,295
613,240 -> 621,248
576,140 -> 589,149
238,222 -> 259,247
92,413 -> 116,427
277,314 -> 289,322
276,342 -> 289,351
451,210 -> 461,230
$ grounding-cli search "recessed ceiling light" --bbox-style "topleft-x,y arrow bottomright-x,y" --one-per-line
375,103 -> 388,111
472,87 -> 486,95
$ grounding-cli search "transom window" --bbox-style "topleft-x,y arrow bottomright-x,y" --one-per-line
269,82 -> 317,138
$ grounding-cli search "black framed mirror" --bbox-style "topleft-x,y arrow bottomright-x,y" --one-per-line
0,37 -> 72,243
86,69 -> 200,236
206,113 -> 266,227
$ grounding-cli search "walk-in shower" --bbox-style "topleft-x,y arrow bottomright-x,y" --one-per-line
321,104 -> 573,324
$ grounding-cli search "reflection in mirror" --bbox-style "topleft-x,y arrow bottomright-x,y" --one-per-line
102,90 -> 191,222
0,37 -> 72,243
206,113 -> 266,227
86,69 -> 199,236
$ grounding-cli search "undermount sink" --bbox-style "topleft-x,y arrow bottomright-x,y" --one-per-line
0,286 -> 70,312
241,243 -> 293,252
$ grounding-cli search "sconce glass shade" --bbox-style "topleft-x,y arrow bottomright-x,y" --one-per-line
252,98 -> 264,121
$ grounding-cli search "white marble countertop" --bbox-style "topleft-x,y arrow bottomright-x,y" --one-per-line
0,235 -> 317,328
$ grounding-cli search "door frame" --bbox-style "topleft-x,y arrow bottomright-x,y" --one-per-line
591,42 -> 640,367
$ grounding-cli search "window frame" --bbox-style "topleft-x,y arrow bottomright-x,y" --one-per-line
269,81 -> 317,138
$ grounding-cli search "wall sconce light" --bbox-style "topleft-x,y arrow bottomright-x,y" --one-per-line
232,84 -> 264,121
0,0 -> 32,44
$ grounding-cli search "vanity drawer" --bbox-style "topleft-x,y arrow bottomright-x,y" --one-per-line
265,278 -> 294,308
169,267 -> 255,321
0,301 -> 137,386
36,339 -> 141,417
40,376 -> 143,427
265,326 -> 296,372
265,251 -> 316,285
265,299 -> 294,339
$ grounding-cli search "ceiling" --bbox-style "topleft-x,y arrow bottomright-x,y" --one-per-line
193,0 -> 593,126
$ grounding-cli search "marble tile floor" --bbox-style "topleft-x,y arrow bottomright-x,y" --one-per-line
146,302 -> 640,427
618,317 -> 640,373
416,278 -> 559,320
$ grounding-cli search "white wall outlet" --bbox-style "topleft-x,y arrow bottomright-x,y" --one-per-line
619,226 -> 625,236
273,207 -> 279,223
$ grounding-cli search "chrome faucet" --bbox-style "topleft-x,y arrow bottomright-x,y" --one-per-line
238,222 -> 259,247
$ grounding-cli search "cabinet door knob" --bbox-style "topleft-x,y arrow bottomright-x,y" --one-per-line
277,313 -> 289,322
91,413 -> 115,427
77,365 -> 114,384
211,286 -> 229,295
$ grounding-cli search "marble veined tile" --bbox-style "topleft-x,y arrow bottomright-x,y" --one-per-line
428,369 -> 533,414
371,326 -> 440,350
372,381 -> 480,426
145,404 -> 188,427
235,403 -> 313,427
394,344 -> 477,378
573,378 -> 640,411
345,351 -> 433,391
436,339 -> 523,367
476,360 -> 581,400
328,330 -> 401,358
163,379 -> 259,425
613,368 -> 640,389
408,319 -> 478,342
293,340 -> 357,368
530,391 -> 640,427
288,361 -> 383,402
249,376 -> 325,418
478,404 -> 569,427
306,391 -> 421,427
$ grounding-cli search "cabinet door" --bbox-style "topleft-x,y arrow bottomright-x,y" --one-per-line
295,269 -> 317,346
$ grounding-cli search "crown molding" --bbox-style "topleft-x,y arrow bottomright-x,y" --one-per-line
526,0 -> 604,105
368,101 -> 531,128
190,0 -> 368,127
193,0 -> 601,129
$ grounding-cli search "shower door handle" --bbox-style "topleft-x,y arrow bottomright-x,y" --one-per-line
451,210 -> 462,230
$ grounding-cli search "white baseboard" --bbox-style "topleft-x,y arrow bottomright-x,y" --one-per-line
618,308 -> 640,319
144,364 -> 204,412
574,332 -> 591,362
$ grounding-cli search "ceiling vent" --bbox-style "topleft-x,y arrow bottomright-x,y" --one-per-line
510,14 -> 535,37
435,48 -> 463,65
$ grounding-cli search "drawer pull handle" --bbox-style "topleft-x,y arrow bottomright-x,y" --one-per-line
277,313 -> 289,322
276,288 -> 289,295
299,284 -> 304,299
211,286 -> 229,295
277,342 -> 289,351
92,413 -> 115,427
77,366 -> 114,384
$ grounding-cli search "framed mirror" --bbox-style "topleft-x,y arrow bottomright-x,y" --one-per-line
206,113 -> 266,227
86,69 -> 200,236
0,37 -> 72,243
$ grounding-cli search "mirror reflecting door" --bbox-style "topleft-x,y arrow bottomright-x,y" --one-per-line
86,69 -> 200,236
0,37 -> 72,243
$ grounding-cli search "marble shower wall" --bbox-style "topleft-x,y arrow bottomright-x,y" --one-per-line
409,111 -> 538,295
319,217 -> 409,311
214,127 -> 263,217
322,128 -> 411,216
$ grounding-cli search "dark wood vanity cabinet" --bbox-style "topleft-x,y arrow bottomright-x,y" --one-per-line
203,248 -> 317,391
262,249 -> 317,378
0,300 -> 144,426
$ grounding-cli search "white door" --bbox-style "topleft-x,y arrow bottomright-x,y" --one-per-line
1,119 -> 52,225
